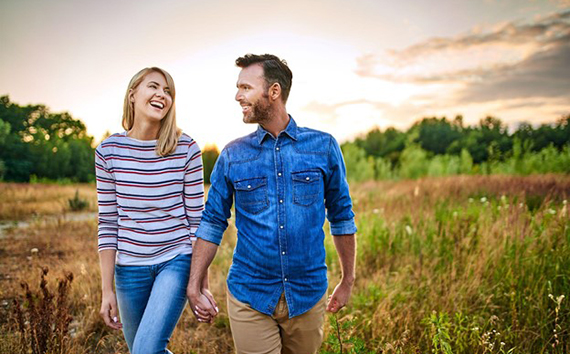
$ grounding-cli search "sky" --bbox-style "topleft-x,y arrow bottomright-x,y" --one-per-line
1,0 -> 569,149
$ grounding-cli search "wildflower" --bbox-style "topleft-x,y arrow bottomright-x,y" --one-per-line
468,198 -> 474,203
30,248 -> 38,254
405,225 -> 413,235
548,208 -> 556,215
372,209 -> 379,214
480,197 -> 487,203
501,342 -> 505,346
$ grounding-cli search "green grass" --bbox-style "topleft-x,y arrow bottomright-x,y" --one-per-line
0,175 -> 569,353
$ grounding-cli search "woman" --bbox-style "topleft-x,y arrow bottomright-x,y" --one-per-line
96,67 -> 216,354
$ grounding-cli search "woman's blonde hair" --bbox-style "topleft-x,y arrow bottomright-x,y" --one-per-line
122,67 -> 181,156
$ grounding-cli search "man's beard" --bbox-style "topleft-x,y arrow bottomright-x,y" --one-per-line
243,96 -> 271,124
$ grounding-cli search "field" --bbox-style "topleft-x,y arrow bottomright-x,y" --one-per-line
0,175 -> 569,353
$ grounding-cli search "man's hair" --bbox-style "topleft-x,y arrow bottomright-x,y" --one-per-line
236,54 -> 293,103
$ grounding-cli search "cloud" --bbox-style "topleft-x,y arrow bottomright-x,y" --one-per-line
458,43 -> 570,102
355,9 -> 570,103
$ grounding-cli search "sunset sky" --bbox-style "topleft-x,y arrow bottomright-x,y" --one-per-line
1,0 -> 569,149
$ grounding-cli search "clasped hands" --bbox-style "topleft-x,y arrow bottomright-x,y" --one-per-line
187,287 -> 218,323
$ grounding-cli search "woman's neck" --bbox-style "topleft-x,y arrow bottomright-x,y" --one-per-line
128,119 -> 160,141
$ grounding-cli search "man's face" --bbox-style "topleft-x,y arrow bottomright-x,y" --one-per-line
235,64 -> 271,124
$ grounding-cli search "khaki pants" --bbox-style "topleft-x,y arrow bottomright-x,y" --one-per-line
227,290 -> 327,354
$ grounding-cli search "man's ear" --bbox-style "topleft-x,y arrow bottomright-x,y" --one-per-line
269,83 -> 281,101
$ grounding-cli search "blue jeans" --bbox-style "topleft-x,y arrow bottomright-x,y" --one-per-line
115,253 -> 191,354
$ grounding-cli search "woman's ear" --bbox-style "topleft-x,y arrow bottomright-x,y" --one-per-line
129,89 -> 135,103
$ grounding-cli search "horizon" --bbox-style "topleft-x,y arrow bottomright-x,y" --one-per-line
1,0 -> 569,149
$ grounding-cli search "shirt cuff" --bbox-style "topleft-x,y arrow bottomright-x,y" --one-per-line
329,218 -> 357,236
196,221 -> 226,245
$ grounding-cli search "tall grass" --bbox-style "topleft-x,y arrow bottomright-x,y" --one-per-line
0,183 -> 97,221
0,176 -> 568,353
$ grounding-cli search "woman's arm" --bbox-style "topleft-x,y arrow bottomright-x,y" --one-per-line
95,147 -> 121,329
99,249 -> 122,330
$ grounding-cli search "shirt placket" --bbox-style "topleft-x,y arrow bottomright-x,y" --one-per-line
273,137 -> 290,302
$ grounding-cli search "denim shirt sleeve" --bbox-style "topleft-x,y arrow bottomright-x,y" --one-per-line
324,135 -> 358,236
196,148 -> 234,245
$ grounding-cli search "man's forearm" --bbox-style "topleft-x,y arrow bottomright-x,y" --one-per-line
188,238 -> 219,294
332,234 -> 356,284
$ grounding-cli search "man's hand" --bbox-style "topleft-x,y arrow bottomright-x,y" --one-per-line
326,280 -> 354,313
187,287 -> 218,323
100,290 -> 122,330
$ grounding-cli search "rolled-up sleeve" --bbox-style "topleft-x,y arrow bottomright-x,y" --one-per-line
196,148 -> 234,245
324,136 -> 357,236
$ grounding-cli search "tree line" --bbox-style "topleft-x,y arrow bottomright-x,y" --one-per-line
342,115 -> 570,181
0,96 -> 220,183
1,96 -> 568,183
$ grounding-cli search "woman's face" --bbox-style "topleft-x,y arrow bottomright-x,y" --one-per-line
130,71 -> 173,123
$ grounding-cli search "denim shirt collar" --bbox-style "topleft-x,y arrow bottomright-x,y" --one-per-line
256,115 -> 298,145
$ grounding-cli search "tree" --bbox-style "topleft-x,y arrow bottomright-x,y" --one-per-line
201,145 -> 219,184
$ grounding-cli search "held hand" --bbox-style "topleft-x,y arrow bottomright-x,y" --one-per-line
100,291 -> 122,330
326,280 -> 354,313
187,288 -> 218,323
201,288 -> 219,315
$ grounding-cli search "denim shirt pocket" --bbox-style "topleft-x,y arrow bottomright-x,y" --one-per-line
292,170 -> 322,206
234,177 -> 269,214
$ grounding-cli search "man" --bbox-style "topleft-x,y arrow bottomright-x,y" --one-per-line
187,53 -> 357,354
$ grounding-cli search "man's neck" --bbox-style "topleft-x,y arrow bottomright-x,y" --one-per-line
260,106 -> 289,138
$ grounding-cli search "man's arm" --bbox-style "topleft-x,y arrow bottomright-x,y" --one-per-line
187,239 -> 220,322
186,148 -> 233,322
326,234 -> 356,312
323,135 -> 358,312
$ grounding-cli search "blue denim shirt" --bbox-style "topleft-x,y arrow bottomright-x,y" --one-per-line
196,117 -> 357,317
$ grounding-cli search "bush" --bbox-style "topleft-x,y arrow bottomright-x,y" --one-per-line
68,190 -> 89,211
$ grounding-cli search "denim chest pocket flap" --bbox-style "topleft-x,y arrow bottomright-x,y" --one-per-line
292,171 -> 322,206
234,177 -> 269,214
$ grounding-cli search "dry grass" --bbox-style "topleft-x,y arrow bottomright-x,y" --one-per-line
0,183 -> 97,221
0,175 -> 569,353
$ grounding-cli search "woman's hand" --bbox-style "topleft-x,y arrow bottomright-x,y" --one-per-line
187,287 -> 218,323
100,290 -> 122,330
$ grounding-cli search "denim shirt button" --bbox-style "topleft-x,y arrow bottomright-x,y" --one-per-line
282,251 -> 285,255
280,225 -> 284,229
279,199 -> 283,203
276,147 -> 280,151
278,173 -> 282,176
284,278 -> 288,282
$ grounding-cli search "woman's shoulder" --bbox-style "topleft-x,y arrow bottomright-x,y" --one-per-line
96,132 -> 126,151
178,132 -> 200,150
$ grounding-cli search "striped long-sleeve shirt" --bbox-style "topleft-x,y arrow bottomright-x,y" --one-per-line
95,132 -> 204,265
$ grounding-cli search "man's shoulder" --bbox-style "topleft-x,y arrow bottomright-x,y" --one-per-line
221,131 -> 259,162
296,125 -> 333,141
294,124 -> 336,154
223,131 -> 256,150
